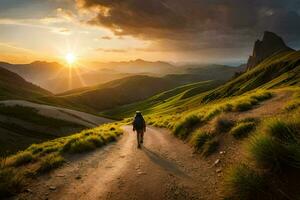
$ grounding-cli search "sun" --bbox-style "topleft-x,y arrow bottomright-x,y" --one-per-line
65,53 -> 76,65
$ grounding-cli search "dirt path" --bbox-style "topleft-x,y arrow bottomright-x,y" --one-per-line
15,126 -> 224,200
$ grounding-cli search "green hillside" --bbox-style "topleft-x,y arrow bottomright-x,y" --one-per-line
0,67 -> 51,100
111,50 -> 300,199
55,64 -> 243,113
203,51 -> 300,102
102,80 -> 224,118
105,51 -> 299,120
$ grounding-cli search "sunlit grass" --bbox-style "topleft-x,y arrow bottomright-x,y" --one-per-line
0,122 -> 123,197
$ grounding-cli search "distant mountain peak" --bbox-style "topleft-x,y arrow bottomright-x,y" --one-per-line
247,31 -> 294,70
30,60 -> 62,67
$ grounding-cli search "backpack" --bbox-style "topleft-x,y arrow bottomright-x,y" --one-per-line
134,115 -> 144,130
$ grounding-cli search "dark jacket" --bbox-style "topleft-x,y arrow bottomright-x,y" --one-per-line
133,113 -> 146,132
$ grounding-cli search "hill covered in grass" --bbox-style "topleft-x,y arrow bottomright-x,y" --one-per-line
116,32 -> 300,199
203,50 -> 300,102
0,67 -> 51,100
0,123 -> 123,198
102,80 -> 224,118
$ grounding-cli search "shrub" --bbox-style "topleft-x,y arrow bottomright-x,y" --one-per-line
28,144 -> 44,154
173,114 -> 202,138
7,151 -> 34,167
202,139 -> 219,157
214,116 -> 234,133
68,139 -> 96,154
191,131 -> 212,150
251,92 -> 272,101
62,137 -> 79,152
265,119 -> 298,143
37,154 -> 65,173
0,167 -> 24,198
204,108 -> 222,121
233,101 -> 253,112
230,122 -> 256,139
86,135 -> 104,147
248,135 -> 300,171
101,132 -> 117,143
224,164 -> 269,200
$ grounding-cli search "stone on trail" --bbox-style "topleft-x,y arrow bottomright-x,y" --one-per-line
25,188 -> 33,193
138,171 -> 146,175
213,159 -> 220,166
49,186 -> 56,191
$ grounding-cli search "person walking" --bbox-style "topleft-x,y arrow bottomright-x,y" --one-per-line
133,111 -> 146,148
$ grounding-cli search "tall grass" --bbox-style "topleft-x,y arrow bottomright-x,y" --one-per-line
249,117 -> 300,171
0,155 -> 24,198
191,130 -> 219,156
224,164 -> 269,200
6,151 -> 35,167
37,154 -> 65,173
214,116 -> 234,133
225,111 -> 300,199
230,122 -> 256,139
173,114 -> 202,138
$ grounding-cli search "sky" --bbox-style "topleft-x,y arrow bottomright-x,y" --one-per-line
0,0 -> 300,65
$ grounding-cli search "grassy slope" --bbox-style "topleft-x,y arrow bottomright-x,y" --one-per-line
110,51 -> 300,122
133,51 -> 300,199
102,80 -> 225,118
0,67 -> 51,100
0,104 -> 86,154
52,64 -> 242,113
203,51 -> 300,102
46,75 -> 178,112
0,123 -> 123,198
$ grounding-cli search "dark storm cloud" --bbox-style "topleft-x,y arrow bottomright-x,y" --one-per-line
77,0 -> 300,50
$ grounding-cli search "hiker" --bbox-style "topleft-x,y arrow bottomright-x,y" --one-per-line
133,111 -> 146,148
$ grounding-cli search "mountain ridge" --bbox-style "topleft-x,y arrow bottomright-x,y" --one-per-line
247,31 -> 294,70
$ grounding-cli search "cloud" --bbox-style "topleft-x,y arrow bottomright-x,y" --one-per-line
101,36 -> 112,40
52,27 -> 72,35
96,48 -> 127,53
77,0 -> 300,51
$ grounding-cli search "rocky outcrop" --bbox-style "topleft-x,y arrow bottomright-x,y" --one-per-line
247,31 -> 294,70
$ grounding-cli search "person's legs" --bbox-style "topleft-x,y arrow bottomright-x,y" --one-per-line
136,131 -> 141,148
141,131 -> 144,143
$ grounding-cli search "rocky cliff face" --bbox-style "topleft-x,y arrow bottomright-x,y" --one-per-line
247,31 -> 294,70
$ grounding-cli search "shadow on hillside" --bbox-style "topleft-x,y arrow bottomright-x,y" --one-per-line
143,147 -> 190,179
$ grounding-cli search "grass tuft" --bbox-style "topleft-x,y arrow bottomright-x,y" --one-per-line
68,139 -> 96,154
214,116 -> 234,133
233,101 -> 253,112
173,114 -> 202,138
230,122 -> 256,139
6,151 -> 34,167
202,139 -> 219,157
224,164 -> 269,200
248,134 -> 300,171
37,154 -> 65,173
265,118 -> 298,143
191,130 -> 219,156
0,167 -> 24,198
191,130 -> 212,150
